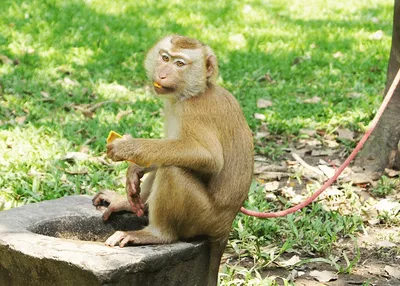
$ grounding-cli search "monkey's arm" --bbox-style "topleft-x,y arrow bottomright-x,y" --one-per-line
107,137 -> 223,173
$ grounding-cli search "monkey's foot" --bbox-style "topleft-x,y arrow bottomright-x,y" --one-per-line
92,190 -> 131,221
105,230 -> 169,247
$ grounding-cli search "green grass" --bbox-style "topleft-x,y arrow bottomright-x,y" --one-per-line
0,0 -> 394,282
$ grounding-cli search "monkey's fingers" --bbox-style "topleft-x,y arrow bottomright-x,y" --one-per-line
128,196 -> 145,217
102,206 -> 114,221
127,177 -> 141,195
105,231 -> 134,247
92,192 -> 111,207
106,143 -> 126,162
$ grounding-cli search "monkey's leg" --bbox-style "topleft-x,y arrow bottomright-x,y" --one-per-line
140,170 -> 156,203
104,166 -> 214,247
105,167 -> 227,286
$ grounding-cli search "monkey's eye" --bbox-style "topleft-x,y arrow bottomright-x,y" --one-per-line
175,60 -> 185,67
161,54 -> 170,62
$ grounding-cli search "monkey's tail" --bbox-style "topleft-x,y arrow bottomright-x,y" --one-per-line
241,68 -> 400,219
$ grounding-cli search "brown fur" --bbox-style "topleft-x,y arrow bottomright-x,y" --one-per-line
94,36 -> 253,286
171,35 -> 204,50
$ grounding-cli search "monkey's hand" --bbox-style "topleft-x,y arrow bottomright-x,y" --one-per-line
106,134 -> 133,162
126,164 -> 146,217
92,190 -> 132,221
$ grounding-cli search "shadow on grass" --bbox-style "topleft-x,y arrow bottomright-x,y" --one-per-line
0,0 -> 394,146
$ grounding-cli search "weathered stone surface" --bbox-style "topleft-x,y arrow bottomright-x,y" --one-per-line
0,196 -> 209,286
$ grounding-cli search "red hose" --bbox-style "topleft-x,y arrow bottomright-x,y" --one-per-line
241,68 -> 400,218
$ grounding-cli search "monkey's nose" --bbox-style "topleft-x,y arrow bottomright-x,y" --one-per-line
159,75 -> 167,80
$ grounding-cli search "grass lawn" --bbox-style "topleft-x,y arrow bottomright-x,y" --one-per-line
0,0 -> 396,284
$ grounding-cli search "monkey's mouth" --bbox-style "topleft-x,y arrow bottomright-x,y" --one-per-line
153,82 -> 175,94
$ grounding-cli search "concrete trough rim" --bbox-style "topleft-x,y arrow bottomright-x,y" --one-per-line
0,195 -> 207,282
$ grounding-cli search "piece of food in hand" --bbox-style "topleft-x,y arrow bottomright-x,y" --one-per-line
106,131 -> 152,167
106,131 -> 122,143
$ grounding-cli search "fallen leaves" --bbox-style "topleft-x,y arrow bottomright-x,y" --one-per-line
257,98 -> 273,108
370,30 -> 384,40
116,109 -> 133,121
336,128 -> 355,141
69,100 -> 113,118
309,270 -> 338,283
0,54 -> 13,65
264,181 -> 280,191
385,265 -> 400,279
254,113 -> 266,120
303,96 -> 321,104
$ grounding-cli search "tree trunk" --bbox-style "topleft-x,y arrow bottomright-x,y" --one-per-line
354,0 -> 400,178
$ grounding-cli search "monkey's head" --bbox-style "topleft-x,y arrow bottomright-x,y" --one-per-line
145,35 -> 218,100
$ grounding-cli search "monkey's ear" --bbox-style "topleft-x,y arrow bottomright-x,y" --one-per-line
206,55 -> 217,78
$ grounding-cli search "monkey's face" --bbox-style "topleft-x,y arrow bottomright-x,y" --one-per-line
152,49 -> 191,95
144,36 -> 218,99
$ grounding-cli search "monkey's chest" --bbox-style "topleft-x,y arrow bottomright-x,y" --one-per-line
164,113 -> 180,139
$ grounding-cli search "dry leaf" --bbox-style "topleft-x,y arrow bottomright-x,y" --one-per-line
303,96 -> 321,104
79,145 -> 90,153
64,168 -> 89,175
265,193 -> 277,202
367,218 -> 381,225
259,172 -> 290,181
0,55 -> 13,65
311,149 -> 333,157
255,131 -> 269,139
318,165 -> 335,178
254,113 -> 266,120
116,109 -> 133,121
63,152 -> 90,162
279,255 -> 301,267
299,138 -> 321,147
40,91 -> 50,98
299,129 -> 316,137
289,194 -> 305,205
374,199 -> 400,214
377,241 -> 396,248
385,265 -> 400,279
281,187 -> 295,198
323,186 -> 342,197
342,173 -> 373,184
323,139 -> 339,148
337,128 -> 354,141
385,168 -> 400,178
254,162 -> 287,174
15,116 -> 27,124
257,73 -> 276,83
347,92 -> 364,98
257,98 -> 273,108
62,77 -> 78,86
370,30 -> 384,40
264,181 -> 280,191
333,51 -> 343,58
309,270 -> 338,283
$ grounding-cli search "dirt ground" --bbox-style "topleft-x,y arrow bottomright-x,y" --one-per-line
232,135 -> 400,285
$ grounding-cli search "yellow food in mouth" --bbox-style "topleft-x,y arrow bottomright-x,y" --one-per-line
153,82 -> 162,88
106,131 -> 122,143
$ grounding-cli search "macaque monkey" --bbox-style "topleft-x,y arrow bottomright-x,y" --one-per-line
93,35 -> 253,285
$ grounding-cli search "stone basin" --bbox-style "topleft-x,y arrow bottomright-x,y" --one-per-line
0,195 -> 209,286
